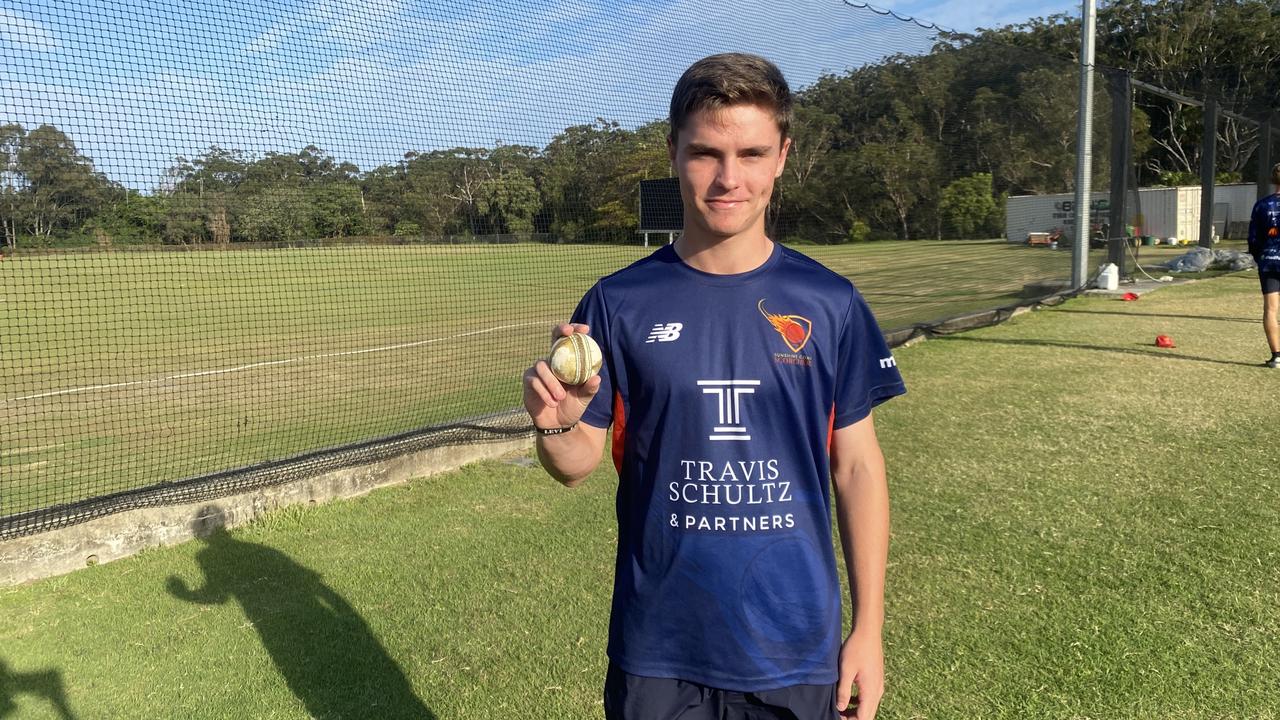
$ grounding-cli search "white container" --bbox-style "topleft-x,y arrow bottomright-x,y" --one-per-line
1096,263 -> 1119,291
1004,183 -> 1260,244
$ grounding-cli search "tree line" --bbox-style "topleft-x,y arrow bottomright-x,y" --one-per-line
2,0 -> 1276,249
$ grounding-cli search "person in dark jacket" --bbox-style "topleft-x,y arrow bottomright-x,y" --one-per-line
1247,163 -> 1280,367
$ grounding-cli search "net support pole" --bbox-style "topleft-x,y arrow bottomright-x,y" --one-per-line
1258,115 -> 1274,202
1071,0 -> 1097,289
1199,97 -> 1218,248
1106,69 -> 1132,277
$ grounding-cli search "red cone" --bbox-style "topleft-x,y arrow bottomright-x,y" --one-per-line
1121,292 -> 1139,301
1155,334 -> 1176,348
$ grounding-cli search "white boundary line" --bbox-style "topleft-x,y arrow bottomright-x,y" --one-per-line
4,320 -> 553,404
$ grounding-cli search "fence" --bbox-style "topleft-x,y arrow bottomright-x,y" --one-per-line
8,0 -> 1270,537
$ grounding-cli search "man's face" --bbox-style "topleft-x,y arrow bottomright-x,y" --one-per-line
669,104 -> 790,242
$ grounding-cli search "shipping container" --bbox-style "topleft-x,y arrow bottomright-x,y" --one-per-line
1004,184 -> 1258,244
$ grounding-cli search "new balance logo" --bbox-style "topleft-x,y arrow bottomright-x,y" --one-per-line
879,356 -> 897,369
646,322 -> 683,343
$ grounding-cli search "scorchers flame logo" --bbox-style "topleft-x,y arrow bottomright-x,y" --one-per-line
758,299 -> 813,353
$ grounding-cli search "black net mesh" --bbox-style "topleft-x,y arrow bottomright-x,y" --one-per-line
3,0 -> 1118,537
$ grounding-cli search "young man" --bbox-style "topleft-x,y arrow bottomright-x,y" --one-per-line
522,53 -> 906,719
1248,162 -> 1280,368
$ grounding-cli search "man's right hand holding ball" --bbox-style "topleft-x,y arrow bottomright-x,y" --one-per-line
522,324 -> 607,486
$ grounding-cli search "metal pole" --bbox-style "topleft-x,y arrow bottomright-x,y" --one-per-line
1107,69 -> 1132,277
1071,0 -> 1097,289
1258,116 -> 1273,202
1199,97 -> 1218,248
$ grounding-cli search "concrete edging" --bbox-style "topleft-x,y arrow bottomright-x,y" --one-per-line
0,434 -> 534,587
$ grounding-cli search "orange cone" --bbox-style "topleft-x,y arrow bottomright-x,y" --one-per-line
1155,335 -> 1176,348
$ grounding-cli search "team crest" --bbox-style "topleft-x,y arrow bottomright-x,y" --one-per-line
758,299 -> 813,353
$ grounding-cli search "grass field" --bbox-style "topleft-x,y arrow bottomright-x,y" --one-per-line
1,272 -> 1275,719
0,239 -> 1227,516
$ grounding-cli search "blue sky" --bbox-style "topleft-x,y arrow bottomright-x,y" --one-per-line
1,0 -> 1077,190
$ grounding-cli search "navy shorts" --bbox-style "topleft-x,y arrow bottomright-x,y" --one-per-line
603,662 -> 839,720
1262,271 -> 1280,295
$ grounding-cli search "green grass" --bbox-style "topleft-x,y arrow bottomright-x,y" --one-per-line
2,272 -> 1276,718
0,239 -> 1235,515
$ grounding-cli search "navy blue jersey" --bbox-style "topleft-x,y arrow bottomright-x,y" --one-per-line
1248,193 -> 1280,273
571,242 -> 906,691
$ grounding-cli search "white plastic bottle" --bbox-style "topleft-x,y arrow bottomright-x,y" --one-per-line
1096,263 -> 1119,291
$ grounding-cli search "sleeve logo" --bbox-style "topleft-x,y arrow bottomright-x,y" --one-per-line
758,299 -> 812,353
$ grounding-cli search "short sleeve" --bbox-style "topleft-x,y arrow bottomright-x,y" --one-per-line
833,287 -> 906,429
570,282 -> 615,429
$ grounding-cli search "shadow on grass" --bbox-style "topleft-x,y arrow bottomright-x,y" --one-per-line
1054,308 -> 1258,323
0,659 -> 77,719
167,507 -> 434,720
936,335 -> 1259,368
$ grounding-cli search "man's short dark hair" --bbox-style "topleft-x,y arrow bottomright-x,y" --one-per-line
669,53 -> 792,145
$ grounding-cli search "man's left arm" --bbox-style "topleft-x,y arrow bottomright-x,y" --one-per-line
830,412 -> 889,720
1248,203 -> 1261,261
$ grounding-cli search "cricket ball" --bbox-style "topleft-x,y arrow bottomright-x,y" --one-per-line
548,333 -> 603,386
